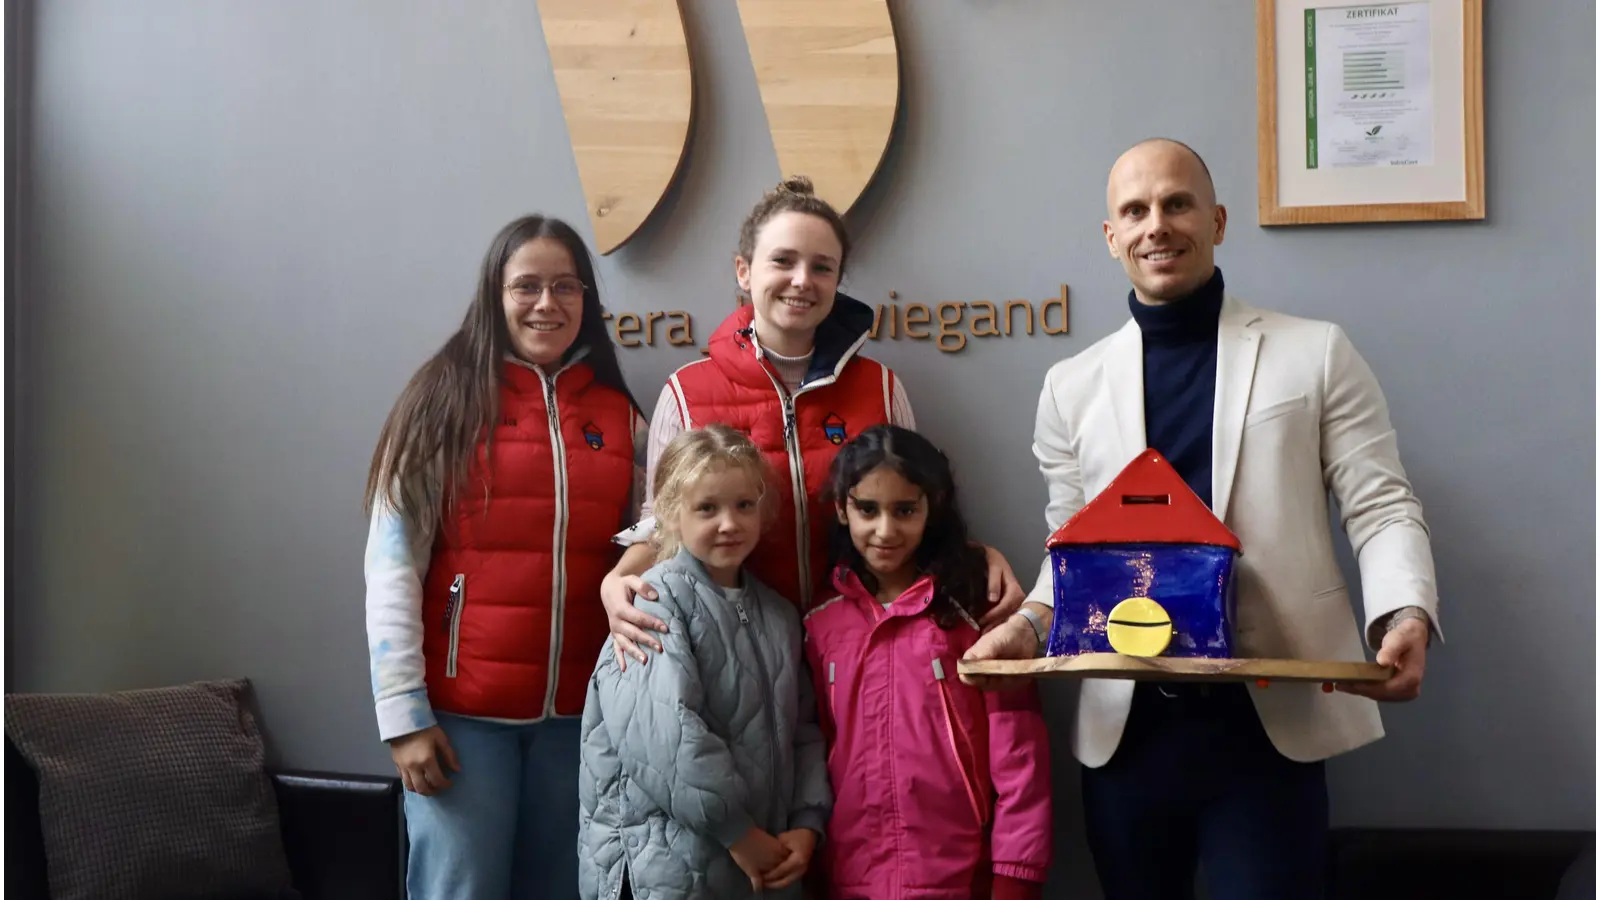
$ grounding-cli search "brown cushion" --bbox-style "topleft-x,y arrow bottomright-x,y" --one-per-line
4,679 -> 298,900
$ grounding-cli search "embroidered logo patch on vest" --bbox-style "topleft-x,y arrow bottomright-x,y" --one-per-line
822,413 -> 847,445
582,422 -> 605,450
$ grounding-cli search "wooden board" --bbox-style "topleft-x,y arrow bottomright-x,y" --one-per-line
958,654 -> 1392,684
536,0 -> 694,254
736,0 -> 900,214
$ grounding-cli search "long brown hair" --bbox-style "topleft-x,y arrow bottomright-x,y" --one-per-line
363,215 -> 640,536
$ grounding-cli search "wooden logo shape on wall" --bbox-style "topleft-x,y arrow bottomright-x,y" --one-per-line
735,0 -> 900,220
536,1 -> 900,255
535,1 -> 696,255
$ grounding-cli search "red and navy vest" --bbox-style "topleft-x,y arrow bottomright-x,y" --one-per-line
419,359 -> 634,720
669,300 -> 894,610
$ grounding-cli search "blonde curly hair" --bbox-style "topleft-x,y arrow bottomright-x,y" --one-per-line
652,424 -> 776,562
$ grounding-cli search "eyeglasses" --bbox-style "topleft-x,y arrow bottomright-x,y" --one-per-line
504,277 -> 587,303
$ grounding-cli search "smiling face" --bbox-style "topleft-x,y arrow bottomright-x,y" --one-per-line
501,237 -> 583,366
1103,140 -> 1227,305
675,466 -> 764,588
734,211 -> 843,357
837,465 -> 929,591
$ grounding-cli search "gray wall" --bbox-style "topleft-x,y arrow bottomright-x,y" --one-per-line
14,0 -> 1593,894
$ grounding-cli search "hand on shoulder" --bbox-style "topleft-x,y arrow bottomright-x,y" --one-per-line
600,563 -> 666,670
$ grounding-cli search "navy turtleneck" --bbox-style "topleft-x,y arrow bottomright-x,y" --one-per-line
1128,266 -> 1225,509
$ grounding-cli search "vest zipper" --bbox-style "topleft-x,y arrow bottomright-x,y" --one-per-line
755,364 -> 814,608
734,597 -> 780,822
746,329 -> 869,608
932,657 -> 987,827
780,394 -> 811,607
445,574 -> 465,678
541,371 -> 571,718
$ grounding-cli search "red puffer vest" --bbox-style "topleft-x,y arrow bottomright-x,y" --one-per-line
667,297 -> 895,610
419,358 -> 634,720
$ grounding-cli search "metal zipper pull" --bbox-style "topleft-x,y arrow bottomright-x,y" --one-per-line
734,601 -> 750,625
828,661 -> 835,684
932,658 -> 946,681
444,575 -> 463,633
446,574 -> 466,678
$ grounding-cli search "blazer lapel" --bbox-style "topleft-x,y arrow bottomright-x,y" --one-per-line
1102,320 -> 1146,467
1211,295 -> 1262,523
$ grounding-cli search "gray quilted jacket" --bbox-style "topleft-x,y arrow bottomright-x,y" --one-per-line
577,550 -> 832,900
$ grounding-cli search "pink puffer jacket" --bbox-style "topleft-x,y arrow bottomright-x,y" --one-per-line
803,566 -> 1053,899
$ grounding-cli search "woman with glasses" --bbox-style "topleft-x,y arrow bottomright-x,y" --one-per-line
599,177 -> 1029,673
362,215 -> 645,900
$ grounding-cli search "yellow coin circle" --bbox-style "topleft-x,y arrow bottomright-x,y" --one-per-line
1106,598 -> 1173,657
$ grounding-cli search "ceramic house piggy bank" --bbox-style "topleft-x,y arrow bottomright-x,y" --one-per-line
1045,449 -> 1242,659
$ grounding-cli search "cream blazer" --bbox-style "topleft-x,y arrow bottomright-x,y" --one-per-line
1024,295 -> 1440,766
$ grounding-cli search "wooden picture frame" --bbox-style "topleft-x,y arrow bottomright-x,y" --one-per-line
1256,0 -> 1484,225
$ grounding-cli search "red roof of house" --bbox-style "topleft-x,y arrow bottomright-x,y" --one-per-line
1046,449 -> 1241,550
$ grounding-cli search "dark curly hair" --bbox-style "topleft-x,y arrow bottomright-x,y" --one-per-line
824,425 -> 988,630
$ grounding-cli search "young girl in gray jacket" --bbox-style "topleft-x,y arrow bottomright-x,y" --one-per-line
578,424 -> 832,900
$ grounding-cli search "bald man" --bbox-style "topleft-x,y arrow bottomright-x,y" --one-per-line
1019,139 -> 1441,898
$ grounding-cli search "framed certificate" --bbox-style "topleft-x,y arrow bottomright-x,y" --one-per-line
1256,0 -> 1484,225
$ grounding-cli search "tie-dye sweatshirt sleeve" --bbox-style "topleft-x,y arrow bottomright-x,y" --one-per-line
364,492 -> 438,742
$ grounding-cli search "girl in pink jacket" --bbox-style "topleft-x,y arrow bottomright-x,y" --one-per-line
803,425 -> 1053,899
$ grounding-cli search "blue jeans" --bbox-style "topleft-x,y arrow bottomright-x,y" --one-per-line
403,713 -> 582,900
1081,683 -> 1329,900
